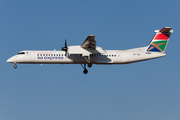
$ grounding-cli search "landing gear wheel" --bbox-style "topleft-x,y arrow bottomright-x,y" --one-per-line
83,69 -> 88,74
81,64 -> 89,74
14,65 -> 17,69
88,63 -> 92,68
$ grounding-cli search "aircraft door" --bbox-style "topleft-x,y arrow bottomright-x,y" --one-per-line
30,52 -> 35,61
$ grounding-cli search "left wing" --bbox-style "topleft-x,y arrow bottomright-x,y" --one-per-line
81,35 -> 96,49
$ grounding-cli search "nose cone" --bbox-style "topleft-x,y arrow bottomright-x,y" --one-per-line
7,57 -> 15,63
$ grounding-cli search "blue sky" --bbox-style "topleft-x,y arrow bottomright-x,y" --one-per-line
1,0 -> 180,120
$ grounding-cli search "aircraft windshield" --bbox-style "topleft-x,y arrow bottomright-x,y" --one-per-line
16,52 -> 25,55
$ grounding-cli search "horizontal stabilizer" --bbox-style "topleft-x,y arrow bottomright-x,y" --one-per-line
155,27 -> 173,33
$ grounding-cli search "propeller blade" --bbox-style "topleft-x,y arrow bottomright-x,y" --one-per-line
62,39 -> 68,51
65,39 -> 67,48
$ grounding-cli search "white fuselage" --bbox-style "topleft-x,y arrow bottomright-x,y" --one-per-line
7,47 -> 166,65
6,27 -> 172,74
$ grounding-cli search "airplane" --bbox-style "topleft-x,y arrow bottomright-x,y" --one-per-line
7,27 -> 173,74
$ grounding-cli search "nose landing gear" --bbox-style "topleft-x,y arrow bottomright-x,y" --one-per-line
14,63 -> 17,69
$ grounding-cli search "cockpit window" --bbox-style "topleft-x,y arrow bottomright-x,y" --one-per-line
17,52 -> 25,55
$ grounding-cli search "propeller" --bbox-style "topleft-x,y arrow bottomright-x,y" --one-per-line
62,39 -> 68,55
62,39 -> 68,51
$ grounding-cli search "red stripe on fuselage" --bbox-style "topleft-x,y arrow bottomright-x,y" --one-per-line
154,33 -> 169,40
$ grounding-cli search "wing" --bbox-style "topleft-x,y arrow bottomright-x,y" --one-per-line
68,35 -> 105,56
81,35 -> 96,49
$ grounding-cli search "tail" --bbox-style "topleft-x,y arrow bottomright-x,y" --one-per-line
146,27 -> 173,53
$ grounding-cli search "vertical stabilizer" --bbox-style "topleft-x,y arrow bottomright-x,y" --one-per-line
146,27 -> 173,52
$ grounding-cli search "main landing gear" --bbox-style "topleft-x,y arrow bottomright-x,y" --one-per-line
81,64 -> 88,74
81,63 -> 92,74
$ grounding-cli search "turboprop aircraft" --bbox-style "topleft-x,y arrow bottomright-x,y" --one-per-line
7,27 -> 173,74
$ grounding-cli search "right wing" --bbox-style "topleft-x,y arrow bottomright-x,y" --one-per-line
68,35 -> 105,56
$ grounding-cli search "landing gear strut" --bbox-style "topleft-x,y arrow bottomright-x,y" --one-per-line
81,64 -> 88,74
14,63 -> 17,69
81,56 -> 92,73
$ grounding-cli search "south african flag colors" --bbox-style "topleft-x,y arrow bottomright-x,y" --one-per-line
147,32 -> 171,52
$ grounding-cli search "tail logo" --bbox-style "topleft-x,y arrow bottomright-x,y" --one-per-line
147,33 -> 169,52
147,41 -> 167,52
